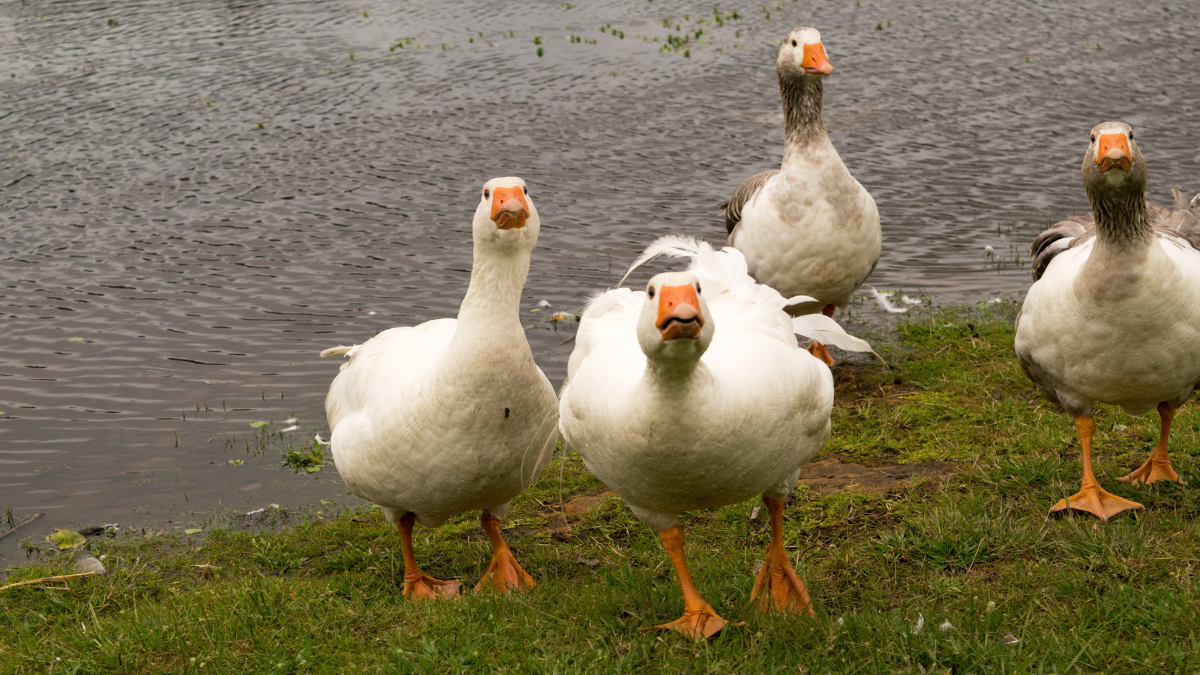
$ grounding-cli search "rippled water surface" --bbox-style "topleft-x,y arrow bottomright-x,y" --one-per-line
2,0 -> 1198,557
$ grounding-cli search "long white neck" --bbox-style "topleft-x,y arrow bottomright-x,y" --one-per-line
453,247 -> 530,347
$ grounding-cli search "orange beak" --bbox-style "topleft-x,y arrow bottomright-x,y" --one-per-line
801,43 -> 834,75
490,186 -> 529,229
655,285 -> 704,341
1096,133 -> 1131,173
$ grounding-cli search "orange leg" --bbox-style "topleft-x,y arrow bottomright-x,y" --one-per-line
806,304 -> 837,367
474,512 -> 535,593
1051,416 -> 1143,521
397,512 -> 460,600
750,495 -> 815,615
643,524 -> 727,640
1118,402 -> 1185,486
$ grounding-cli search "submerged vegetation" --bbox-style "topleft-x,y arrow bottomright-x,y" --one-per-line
4,303 -> 1200,672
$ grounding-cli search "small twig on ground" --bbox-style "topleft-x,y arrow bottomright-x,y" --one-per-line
557,443 -> 573,536
0,512 -> 46,541
0,572 -> 98,592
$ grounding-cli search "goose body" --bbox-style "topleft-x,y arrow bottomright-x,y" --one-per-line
724,27 -> 881,332
728,149 -> 880,311
1015,122 -> 1200,519
323,177 -> 558,597
1018,223 -> 1200,416
560,236 -> 869,638
326,313 -> 558,526
561,267 -> 833,529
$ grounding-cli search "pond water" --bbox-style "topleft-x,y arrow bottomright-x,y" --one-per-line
2,0 -> 1198,560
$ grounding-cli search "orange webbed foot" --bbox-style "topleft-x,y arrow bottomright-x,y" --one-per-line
807,340 -> 835,368
404,574 -> 460,601
1117,456 -> 1185,486
475,545 -> 535,594
643,604 -> 727,640
1051,483 -> 1142,521
750,549 -> 815,616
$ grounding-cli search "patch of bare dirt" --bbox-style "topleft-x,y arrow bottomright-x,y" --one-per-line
799,457 -> 955,497
529,490 -> 617,540
563,492 -> 615,518
830,364 -> 923,407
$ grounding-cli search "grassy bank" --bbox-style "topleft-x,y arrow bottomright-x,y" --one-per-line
4,302 -> 1200,673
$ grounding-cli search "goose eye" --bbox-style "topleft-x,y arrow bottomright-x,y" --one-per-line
523,186 -> 528,195
648,287 -> 656,299
1128,131 -> 1134,140
483,190 -> 490,199
791,40 -> 798,47
696,283 -> 702,294
1090,135 -> 1095,143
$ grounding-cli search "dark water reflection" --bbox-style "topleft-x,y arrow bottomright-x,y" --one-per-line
1,0 -> 1198,557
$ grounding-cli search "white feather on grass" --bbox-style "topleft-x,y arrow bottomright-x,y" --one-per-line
911,614 -> 924,635
866,286 -> 909,313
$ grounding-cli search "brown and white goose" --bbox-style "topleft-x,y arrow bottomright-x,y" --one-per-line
1016,122 -> 1200,520
723,27 -> 881,366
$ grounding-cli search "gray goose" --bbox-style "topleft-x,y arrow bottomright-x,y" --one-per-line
1016,122 -> 1200,520
722,27 -> 881,367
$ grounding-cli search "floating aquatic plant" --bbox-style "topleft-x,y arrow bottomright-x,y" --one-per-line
47,529 -> 86,550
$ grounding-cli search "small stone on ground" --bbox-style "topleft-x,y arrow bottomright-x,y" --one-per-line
74,556 -> 106,575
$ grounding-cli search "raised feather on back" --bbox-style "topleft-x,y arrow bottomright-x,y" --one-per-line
615,234 -> 750,300
1153,189 -> 1200,250
614,235 -> 875,355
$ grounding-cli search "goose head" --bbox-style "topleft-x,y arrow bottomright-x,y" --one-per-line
1081,122 -> 1146,197
472,177 -> 540,255
637,272 -> 714,372
778,27 -> 833,77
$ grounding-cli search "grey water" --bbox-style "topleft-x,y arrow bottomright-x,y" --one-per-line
2,0 -> 1198,560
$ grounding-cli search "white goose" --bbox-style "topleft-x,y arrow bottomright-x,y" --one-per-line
559,236 -> 872,639
723,27 -> 881,366
322,177 -> 559,597
1016,122 -> 1200,520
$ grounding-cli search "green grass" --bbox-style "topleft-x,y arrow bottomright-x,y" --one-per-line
5,302 -> 1200,673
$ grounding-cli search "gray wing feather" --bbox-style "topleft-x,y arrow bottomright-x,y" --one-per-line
1030,214 -> 1092,281
1172,188 -> 1193,212
722,170 -> 778,235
